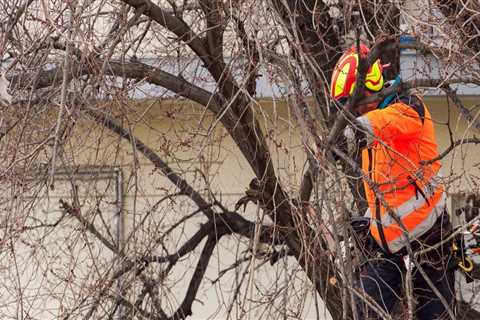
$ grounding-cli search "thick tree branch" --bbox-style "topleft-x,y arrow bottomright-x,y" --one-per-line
106,61 -> 224,113
169,235 -> 217,320
121,0 -> 235,104
9,59 -> 224,113
141,211 -> 281,268
229,8 -> 260,96
199,0 -> 224,60
121,0 -> 210,60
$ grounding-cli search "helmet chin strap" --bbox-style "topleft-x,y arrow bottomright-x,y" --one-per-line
378,75 -> 402,109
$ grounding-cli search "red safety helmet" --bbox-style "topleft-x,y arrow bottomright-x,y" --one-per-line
330,43 -> 384,101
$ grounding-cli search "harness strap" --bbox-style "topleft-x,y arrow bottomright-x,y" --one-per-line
397,94 -> 426,124
408,175 -> 431,207
375,196 -> 391,254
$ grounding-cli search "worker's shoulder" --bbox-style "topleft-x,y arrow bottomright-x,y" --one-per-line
388,94 -> 427,122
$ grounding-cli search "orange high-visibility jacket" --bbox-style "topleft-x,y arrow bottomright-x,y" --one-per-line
354,95 -> 446,253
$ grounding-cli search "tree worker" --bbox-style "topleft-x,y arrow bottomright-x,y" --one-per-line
329,43 -> 455,319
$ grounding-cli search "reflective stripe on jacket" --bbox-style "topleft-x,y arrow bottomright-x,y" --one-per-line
356,95 -> 446,253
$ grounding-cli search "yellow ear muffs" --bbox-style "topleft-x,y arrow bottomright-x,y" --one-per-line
365,60 -> 384,92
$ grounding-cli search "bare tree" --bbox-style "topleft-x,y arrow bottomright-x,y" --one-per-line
1,0 -> 480,319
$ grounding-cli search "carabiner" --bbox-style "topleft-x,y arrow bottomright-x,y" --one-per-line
459,257 -> 474,273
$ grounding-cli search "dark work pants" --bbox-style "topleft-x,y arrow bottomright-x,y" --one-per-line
355,213 -> 456,319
